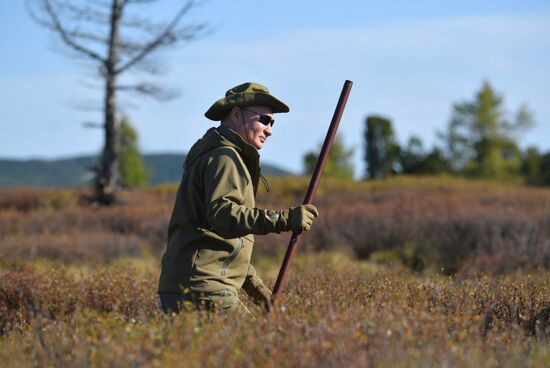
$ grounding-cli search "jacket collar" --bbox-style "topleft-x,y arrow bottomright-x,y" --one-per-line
216,126 -> 258,159
216,125 -> 261,194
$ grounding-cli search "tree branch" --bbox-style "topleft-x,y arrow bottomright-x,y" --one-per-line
41,0 -> 107,65
120,15 -> 168,34
117,39 -> 148,53
84,0 -> 112,8
117,82 -> 179,101
126,0 -> 158,4
115,0 -> 205,75
125,57 -> 166,74
55,1 -> 110,24
64,29 -> 109,45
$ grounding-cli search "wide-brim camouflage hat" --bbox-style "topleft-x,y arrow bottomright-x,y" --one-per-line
205,82 -> 290,121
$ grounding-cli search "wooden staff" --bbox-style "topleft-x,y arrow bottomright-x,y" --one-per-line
271,80 -> 353,302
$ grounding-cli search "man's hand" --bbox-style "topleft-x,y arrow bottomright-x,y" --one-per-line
249,284 -> 272,311
288,204 -> 319,232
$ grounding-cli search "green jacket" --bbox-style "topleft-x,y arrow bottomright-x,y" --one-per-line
158,126 -> 290,296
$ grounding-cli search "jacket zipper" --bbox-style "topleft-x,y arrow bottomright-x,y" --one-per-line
220,237 -> 244,277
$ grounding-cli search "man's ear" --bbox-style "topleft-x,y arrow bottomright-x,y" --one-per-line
230,106 -> 241,123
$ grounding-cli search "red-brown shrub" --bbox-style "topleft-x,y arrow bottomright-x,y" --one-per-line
1,177 -> 550,274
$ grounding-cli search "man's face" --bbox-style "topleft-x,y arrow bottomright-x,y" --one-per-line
239,105 -> 274,150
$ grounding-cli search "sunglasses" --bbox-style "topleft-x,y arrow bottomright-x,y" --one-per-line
241,108 -> 275,127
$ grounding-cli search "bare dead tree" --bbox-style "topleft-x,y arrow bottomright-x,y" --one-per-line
27,0 -> 209,204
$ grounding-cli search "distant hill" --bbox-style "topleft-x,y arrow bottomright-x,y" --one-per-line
0,154 -> 293,187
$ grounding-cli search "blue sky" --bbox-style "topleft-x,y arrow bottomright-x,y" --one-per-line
1,1 -> 549,176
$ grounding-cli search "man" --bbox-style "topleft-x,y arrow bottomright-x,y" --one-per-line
158,82 -> 319,312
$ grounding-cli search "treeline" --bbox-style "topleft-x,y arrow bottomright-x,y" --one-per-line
364,81 -> 549,184
301,81 -> 548,184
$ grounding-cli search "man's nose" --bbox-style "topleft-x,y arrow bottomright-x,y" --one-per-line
264,125 -> 272,137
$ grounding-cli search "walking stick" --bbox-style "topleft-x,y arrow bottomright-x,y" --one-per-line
271,80 -> 353,305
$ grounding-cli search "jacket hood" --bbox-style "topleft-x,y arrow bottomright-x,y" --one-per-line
184,126 -> 259,172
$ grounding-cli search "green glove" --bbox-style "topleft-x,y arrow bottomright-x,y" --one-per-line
248,284 -> 272,310
288,204 -> 319,232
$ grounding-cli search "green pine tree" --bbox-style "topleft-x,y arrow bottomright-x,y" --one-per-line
303,134 -> 355,179
522,147 -> 542,185
443,81 -> 533,180
541,152 -> 550,186
118,117 -> 149,187
364,115 -> 400,179
399,136 -> 449,175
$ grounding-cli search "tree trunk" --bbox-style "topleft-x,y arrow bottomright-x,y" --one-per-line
95,0 -> 121,205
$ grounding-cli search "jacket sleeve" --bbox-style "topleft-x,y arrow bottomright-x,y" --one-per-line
203,149 -> 290,238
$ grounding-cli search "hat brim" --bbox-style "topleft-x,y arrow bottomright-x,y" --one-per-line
205,92 -> 289,121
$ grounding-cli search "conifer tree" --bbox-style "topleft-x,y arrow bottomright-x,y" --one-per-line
303,134 -> 355,179
443,81 -> 533,179
118,117 -> 149,188
364,115 -> 399,179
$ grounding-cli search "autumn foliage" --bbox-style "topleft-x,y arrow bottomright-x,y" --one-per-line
1,177 -> 550,366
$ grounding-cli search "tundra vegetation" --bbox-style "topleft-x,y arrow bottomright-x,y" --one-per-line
1,176 -> 550,367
